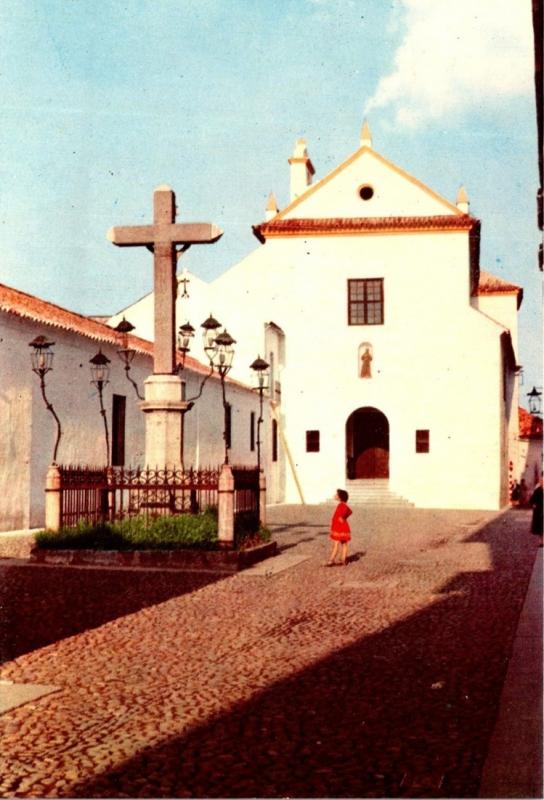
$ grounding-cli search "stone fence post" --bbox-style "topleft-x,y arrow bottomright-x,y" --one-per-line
45,464 -> 61,532
218,463 -> 234,549
259,470 -> 266,527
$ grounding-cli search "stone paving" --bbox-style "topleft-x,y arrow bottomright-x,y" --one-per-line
0,506 -> 539,798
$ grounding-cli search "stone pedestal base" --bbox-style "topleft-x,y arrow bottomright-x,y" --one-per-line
140,374 -> 189,469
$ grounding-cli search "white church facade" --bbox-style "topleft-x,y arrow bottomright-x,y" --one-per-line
110,123 -> 523,510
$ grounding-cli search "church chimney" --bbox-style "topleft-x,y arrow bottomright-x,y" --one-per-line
288,139 -> 315,202
265,192 -> 279,221
360,119 -> 372,148
456,185 -> 469,213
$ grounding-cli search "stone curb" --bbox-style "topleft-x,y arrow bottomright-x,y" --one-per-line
29,540 -> 277,572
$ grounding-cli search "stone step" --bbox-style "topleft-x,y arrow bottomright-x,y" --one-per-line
345,481 -> 414,507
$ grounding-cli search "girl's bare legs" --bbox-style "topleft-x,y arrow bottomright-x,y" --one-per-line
341,542 -> 348,564
327,541 -> 340,564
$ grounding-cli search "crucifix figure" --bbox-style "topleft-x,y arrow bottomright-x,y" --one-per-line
108,185 -> 222,375
108,185 -> 223,469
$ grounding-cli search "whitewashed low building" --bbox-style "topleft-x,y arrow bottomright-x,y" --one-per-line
0,283 -> 261,531
111,122 -> 524,510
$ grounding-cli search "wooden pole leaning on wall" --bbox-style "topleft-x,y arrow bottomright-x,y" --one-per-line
270,402 -> 305,504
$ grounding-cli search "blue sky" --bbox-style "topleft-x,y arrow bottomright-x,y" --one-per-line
1,0 -> 541,395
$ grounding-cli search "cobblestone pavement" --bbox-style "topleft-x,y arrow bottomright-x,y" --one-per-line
0,507 -> 539,798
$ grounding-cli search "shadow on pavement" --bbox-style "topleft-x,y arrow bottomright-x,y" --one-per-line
0,564 -> 226,662
67,514 -> 540,799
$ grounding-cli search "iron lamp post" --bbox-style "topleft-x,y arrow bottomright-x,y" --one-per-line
213,329 -> 236,465
177,321 -> 195,369
175,315 -> 222,467
90,349 -> 111,465
114,317 -> 143,400
176,314 -> 222,403
29,335 -> 62,463
250,356 -> 269,472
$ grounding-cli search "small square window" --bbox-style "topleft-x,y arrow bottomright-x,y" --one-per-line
306,430 -> 320,452
416,429 -> 430,453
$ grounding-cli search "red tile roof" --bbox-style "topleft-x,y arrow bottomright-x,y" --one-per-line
0,282 -> 241,383
475,270 -> 523,308
253,214 -> 477,241
519,406 -> 543,438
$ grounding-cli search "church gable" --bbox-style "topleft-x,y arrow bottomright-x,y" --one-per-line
279,145 -> 461,221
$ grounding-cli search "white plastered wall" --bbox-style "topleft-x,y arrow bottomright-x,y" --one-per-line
282,147 -> 460,220
0,311 -> 261,530
206,228 -> 508,509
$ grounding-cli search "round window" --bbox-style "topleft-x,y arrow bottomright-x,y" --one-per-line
359,185 -> 374,201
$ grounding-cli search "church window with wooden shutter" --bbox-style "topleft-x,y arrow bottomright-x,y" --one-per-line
306,430 -> 320,452
416,429 -> 430,453
272,419 -> 278,462
112,394 -> 126,466
348,279 -> 384,325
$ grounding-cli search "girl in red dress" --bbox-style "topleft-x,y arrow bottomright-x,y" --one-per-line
326,489 -> 352,566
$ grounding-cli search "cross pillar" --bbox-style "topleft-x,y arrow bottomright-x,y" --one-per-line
141,374 -> 186,468
108,185 -> 223,469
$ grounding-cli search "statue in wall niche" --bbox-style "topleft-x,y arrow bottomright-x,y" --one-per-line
360,347 -> 372,378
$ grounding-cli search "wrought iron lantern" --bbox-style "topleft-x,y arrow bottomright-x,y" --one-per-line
213,329 -> 236,376
177,321 -> 195,367
114,317 -> 142,400
29,335 -> 55,375
250,355 -> 270,390
201,313 -> 222,360
181,315 -> 223,413
90,349 -> 111,388
114,317 -> 136,365
527,386 -> 542,415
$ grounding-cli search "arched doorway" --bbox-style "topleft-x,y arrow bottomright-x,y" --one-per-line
346,407 -> 389,479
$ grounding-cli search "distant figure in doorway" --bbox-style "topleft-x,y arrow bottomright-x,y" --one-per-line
510,480 -> 520,506
326,489 -> 352,566
360,348 -> 372,378
519,478 -> 528,507
529,477 -> 543,546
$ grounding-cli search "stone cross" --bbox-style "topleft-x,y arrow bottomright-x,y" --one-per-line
108,185 -> 222,374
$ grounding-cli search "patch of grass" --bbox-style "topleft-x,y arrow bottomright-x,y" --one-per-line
35,509 -> 219,551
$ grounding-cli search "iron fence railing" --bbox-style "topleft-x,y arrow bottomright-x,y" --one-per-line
55,464 -> 261,536
58,466 -> 109,528
57,465 -> 220,528
232,466 -> 260,535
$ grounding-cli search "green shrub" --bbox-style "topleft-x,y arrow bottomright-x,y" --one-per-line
258,526 -> 271,543
35,509 -> 219,551
34,508 -> 273,552
35,522 -> 126,550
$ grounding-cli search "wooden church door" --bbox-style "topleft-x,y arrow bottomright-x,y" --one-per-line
346,408 -> 389,479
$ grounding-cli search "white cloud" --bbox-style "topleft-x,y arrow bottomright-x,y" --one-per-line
365,0 -> 533,127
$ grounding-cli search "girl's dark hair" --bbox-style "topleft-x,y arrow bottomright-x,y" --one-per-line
337,488 -> 348,502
